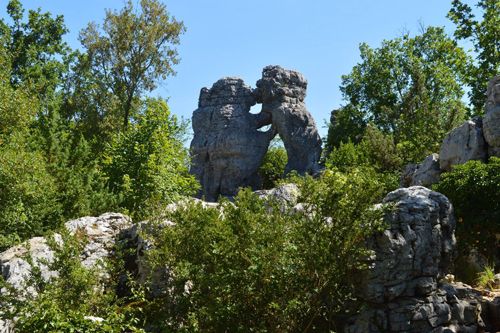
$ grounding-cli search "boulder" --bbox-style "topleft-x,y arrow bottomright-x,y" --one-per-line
346,186 -> 485,332
483,75 -> 500,157
400,153 -> 441,188
439,118 -> 487,171
255,65 -> 322,175
190,77 -> 274,202
0,213 -> 131,296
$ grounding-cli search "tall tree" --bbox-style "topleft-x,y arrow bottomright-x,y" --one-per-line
78,0 -> 186,130
327,26 -> 469,163
448,0 -> 500,115
0,0 -> 70,99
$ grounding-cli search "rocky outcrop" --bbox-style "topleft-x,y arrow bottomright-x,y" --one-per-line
190,66 -> 323,201
255,65 -> 322,175
0,213 -> 131,296
346,186 -> 485,333
439,118 -> 487,171
400,153 -> 441,187
190,77 -> 274,202
483,75 -> 500,157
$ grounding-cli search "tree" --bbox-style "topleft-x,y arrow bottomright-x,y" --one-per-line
327,26 -> 469,163
0,0 -> 70,98
448,0 -> 500,115
258,136 -> 288,189
78,0 -> 185,130
102,98 -> 198,220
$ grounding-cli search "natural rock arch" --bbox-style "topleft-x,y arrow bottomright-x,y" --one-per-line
189,65 -> 322,201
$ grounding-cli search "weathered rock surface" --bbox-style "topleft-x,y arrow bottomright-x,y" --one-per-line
400,153 -> 441,188
190,77 -> 274,202
254,183 -> 300,206
255,65 -> 322,175
0,213 -> 131,295
483,75 -> 500,157
439,118 -> 487,171
345,186 -> 486,333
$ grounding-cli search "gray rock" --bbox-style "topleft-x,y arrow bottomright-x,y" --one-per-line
401,154 -> 441,188
255,65 -> 322,175
254,183 -> 300,206
0,213 -> 131,296
190,77 -> 274,202
346,187 -> 483,332
361,187 -> 456,304
483,75 -> 500,157
439,118 -> 487,171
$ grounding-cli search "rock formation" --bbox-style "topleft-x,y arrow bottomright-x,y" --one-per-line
190,77 -> 274,202
400,153 -> 441,187
0,213 -> 131,296
346,186 -> 485,333
483,75 -> 500,157
439,118 -> 487,171
0,213 -> 131,331
255,65 -> 322,175
190,66 -> 323,201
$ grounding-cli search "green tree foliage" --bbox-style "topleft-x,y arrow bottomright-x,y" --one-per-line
258,137 -> 288,189
102,98 -> 198,220
433,157 -> 500,276
324,105 -> 366,155
138,169 -> 388,332
77,0 -> 185,130
0,0 -> 70,98
448,0 -> 500,115
0,134 -> 61,251
1,232 -> 144,332
35,111 -> 118,220
327,26 -> 468,164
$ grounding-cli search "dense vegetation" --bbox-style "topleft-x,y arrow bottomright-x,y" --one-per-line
0,0 -> 498,331
0,0 -> 196,251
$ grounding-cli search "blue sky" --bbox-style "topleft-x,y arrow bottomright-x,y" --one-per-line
3,1 -> 474,138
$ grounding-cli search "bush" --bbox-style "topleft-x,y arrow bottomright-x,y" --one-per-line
0,231 -> 144,332
0,134 -> 62,251
102,98 -> 199,220
140,167 -> 389,332
258,146 -> 287,189
433,157 -> 500,279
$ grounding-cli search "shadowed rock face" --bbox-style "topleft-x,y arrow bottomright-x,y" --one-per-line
483,75 -> 500,157
190,66 -> 322,201
255,65 -> 322,175
190,77 -> 274,202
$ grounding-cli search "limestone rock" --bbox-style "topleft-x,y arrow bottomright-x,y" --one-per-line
190,77 -> 274,202
362,187 -> 456,304
254,183 -> 300,206
400,153 -> 441,188
345,187 -> 486,332
483,75 -> 500,157
439,118 -> 487,171
400,163 -> 418,188
0,213 -> 131,296
255,65 -> 322,175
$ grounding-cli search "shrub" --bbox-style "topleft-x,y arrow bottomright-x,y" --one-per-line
102,98 -> 199,220
0,231 -> 144,332
258,146 -> 287,189
433,157 -> 500,279
140,167 -> 388,332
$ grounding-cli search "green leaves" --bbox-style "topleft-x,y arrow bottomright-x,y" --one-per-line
0,0 -> 70,98
140,168 -> 388,331
434,157 -> 500,282
78,0 -> 186,129
102,98 -> 198,220
448,0 -> 500,115
330,26 -> 468,165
